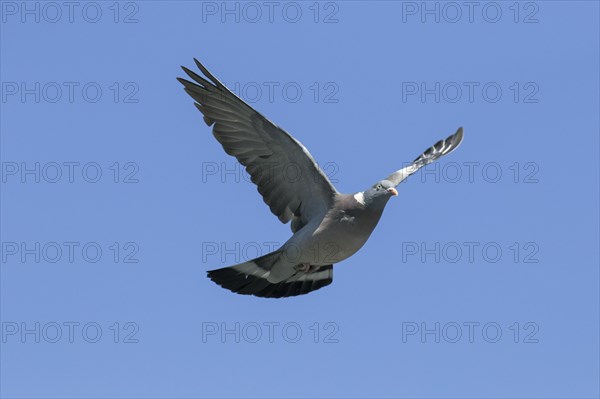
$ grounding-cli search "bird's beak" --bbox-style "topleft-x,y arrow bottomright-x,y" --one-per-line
387,187 -> 398,196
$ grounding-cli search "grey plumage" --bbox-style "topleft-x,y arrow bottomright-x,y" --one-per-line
385,128 -> 464,186
177,60 -> 337,233
178,59 -> 464,298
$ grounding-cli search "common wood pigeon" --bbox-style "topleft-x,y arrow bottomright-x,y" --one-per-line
178,59 -> 463,298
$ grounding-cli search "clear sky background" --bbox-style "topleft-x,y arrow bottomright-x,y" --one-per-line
1,1 -> 599,398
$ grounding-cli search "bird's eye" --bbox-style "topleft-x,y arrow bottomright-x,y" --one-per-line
376,184 -> 382,190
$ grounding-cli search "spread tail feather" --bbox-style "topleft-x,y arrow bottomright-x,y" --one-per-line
207,251 -> 333,298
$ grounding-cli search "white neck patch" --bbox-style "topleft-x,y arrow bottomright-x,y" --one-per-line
353,191 -> 366,205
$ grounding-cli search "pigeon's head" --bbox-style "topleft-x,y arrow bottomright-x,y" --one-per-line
360,179 -> 398,208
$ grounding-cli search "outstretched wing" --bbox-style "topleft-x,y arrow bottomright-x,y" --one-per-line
386,127 -> 464,186
178,59 -> 338,231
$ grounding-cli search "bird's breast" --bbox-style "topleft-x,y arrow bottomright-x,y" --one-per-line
306,208 -> 383,264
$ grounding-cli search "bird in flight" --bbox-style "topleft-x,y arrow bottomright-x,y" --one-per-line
178,58 -> 463,298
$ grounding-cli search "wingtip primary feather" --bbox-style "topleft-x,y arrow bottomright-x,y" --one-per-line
180,66 -> 196,80
454,126 -> 464,141
193,58 -> 209,75
448,126 -> 464,153
193,58 -> 228,89
176,76 -> 190,86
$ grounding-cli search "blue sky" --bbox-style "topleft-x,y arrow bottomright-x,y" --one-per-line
1,1 -> 598,398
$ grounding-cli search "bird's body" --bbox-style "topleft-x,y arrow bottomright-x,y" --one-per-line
178,58 -> 464,298
310,193 -> 388,262
283,193 -> 386,264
